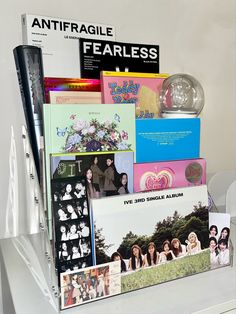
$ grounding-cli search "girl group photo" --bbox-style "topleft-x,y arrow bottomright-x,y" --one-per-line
80,153 -> 133,199
51,151 -> 133,201
209,225 -> 230,267
61,264 -> 116,309
110,231 -> 203,273
208,212 -> 231,268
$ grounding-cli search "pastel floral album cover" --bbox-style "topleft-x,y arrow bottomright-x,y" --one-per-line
43,103 -> 135,154
43,103 -> 135,237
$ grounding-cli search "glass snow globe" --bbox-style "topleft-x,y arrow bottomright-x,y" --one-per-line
160,73 -> 204,118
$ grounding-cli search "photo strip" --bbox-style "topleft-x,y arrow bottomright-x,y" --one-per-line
51,176 -> 93,279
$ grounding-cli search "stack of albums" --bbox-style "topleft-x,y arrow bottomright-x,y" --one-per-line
59,184 -> 221,310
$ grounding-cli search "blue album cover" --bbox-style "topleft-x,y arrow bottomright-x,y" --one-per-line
136,118 -> 200,163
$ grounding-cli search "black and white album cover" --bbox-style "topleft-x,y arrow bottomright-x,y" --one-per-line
79,38 -> 159,79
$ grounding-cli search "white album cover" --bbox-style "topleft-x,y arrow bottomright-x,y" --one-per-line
21,14 -> 115,78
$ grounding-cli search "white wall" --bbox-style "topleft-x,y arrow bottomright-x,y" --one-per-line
0,0 -> 235,228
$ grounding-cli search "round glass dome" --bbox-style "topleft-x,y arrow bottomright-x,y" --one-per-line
160,74 -> 204,118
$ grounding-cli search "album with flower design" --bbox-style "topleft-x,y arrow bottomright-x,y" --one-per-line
43,103 -> 136,237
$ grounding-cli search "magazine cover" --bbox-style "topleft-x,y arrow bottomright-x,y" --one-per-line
134,158 -> 206,192
136,118 -> 200,163
91,185 -> 210,293
101,71 -> 168,118
49,91 -> 101,104
51,176 -> 93,277
209,212 -> 231,269
79,38 -> 159,79
22,14 -> 115,77
60,260 -> 121,309
43,103 -> 136,237
51,151 -> 134,197
44,77 -> 101,103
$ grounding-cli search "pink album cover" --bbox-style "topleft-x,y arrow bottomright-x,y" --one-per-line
133,158 -> 206,192
101,71 -> 168,118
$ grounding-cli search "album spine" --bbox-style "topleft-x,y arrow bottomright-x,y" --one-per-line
13,45 -> 45,180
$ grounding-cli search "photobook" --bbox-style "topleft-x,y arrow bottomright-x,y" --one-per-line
101,71 -> 168,118
43,103 -> 136,237
136,118 -> 200,163
91,185 -> 210,293
51,150 -> 134,196
133,158 -> 206,192
79,38 -> 159,79
22,14 -> 115,77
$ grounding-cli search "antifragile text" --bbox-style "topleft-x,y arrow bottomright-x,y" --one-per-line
124,192 -> 184,205
82,41 -> 158,59
31,18 -> 114,37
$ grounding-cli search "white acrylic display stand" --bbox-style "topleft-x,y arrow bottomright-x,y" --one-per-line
226,180 -> 236,220
0,127 -> 235,314
208,171 -> 236,212
0,126 -> 59,313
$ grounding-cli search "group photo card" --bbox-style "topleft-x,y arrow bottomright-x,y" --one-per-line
51,176 -> 94,275
60,260 -> 121,310
134,158 -> 206,192
91,185 -> 210,292
209,212 -> 231,269
51,150 -> 134,198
